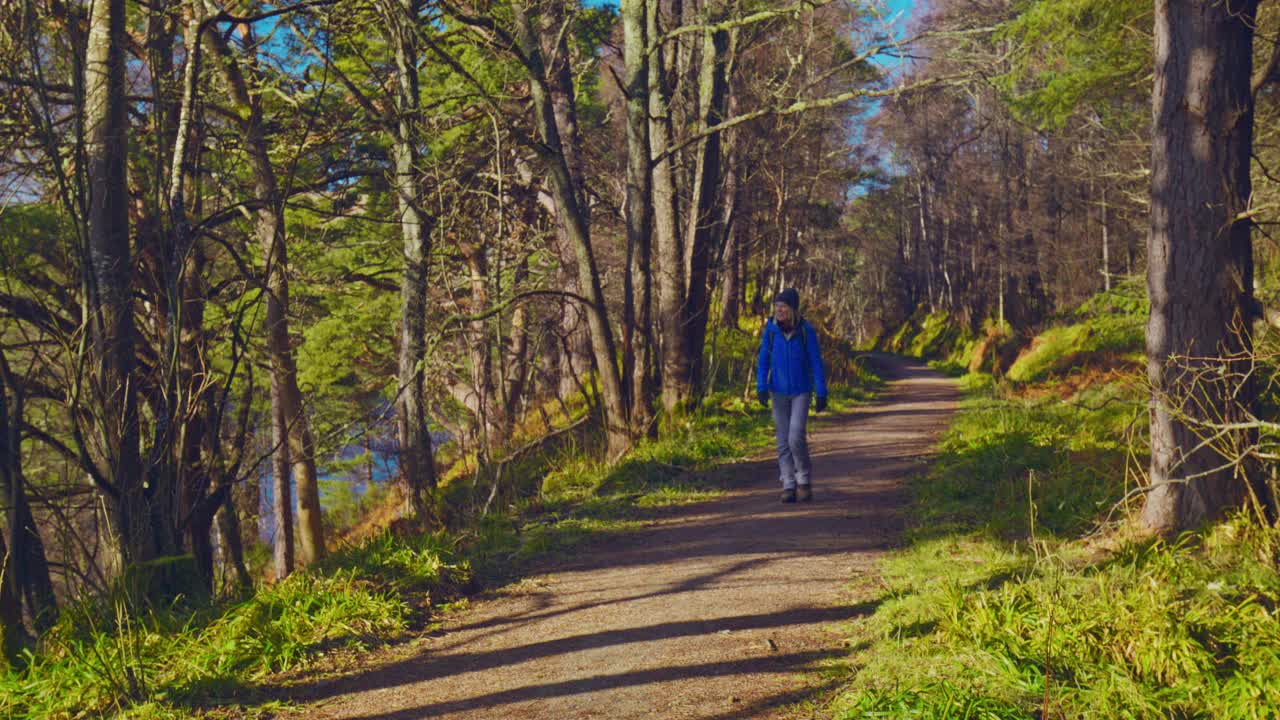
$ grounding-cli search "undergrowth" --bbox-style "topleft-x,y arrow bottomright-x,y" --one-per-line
833,360 -> 1280,719
912,374 -> 1143,540
0,535 -> 467,719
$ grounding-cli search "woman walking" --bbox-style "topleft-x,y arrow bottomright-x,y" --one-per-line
756,288 -> 828,503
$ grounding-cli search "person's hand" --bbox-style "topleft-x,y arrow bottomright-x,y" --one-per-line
757,390 -> 770,407
815,396 -> 828,413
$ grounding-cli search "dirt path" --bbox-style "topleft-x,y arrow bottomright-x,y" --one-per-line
291,356 -> 958,720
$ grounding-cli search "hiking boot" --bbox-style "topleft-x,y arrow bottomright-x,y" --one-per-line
798,485 -> 813,502
781,488 -> 797,503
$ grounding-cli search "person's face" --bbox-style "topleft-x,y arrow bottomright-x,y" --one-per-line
774,302 -> 794,327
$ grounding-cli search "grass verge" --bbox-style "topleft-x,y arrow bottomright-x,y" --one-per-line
830,372 -> 1280,720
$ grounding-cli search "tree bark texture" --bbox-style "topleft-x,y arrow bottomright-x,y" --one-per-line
542,2 -> 593,400
622,0 -> 655,436
216,489 -> 252,590
269,382 -> 294,578
718,223 -> 740,329
1142,0 -> 1258,534
388,0 -> 438,519
85,0 -> 151,570
682,18 -> 731,403
649,0 -> 690,413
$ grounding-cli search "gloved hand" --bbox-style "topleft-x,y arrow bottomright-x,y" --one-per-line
815,395 -> 828,413
757,389 -> 770,407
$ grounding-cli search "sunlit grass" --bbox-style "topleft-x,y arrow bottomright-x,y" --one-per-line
1,568 -> 413,719
833,372 -> 1280,720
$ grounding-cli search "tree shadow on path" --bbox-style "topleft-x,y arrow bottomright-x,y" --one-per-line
263,355 -> 957,720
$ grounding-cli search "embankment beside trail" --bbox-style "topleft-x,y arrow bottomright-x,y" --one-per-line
878,278 -> 1146,384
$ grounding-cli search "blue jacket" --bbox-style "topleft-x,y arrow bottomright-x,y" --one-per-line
757,318 -> 828,398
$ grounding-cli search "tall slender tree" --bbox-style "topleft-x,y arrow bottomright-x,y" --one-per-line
83,0 -> 150,570
682,11 -> 731,402
649,0 -> 689,414
203,14 -> 325,571
508,0 -> 632,456
386,0 -> 439,518
621,0 -> 655,434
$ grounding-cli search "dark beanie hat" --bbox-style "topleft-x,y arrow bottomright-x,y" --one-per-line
774,288 -> 800,313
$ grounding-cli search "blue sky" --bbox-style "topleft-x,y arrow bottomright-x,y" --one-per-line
870,0 -> 920,74
584,0 -> 919,71
882,0 -> 919,25
584,0 -> 918,30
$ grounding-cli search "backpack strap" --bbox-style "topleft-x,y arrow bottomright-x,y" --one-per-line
765,319 -> 776,383
799,319 -> 814,392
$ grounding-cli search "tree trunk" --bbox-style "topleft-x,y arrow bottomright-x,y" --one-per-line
683,19 -> 731,403
0,532 -> 26,668
719,222 -> 740,329
622,0 -> 655,436
269,384 -> 294,579
502,258 -> 533,430
205,27 -> 325,568
186,499 -> 216,593
941,215 -> 954,309
165,11 -> 225,591
84,0 -> 150,571
650,0 -> 690,413
388,0 -> 437,519
216,489 -> 252,590
916,175 -> 931,308
461,240 -> 502,450
511,0 -> 631,457
1100,185 -> 1111,292
1142,0 -> 1258,534
0,351 -> 56,631
141,0 -> 187,569
541,2 -> 593,400
260,144 -> 326,569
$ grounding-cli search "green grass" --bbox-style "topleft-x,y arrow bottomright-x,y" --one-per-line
1006,280 -> 1145,384
831,371 -> 1280,720
884,281 -> 1148,384
913,374 -> 1143,539
1004,319 -> 1143,384
881,309 -> 979,369
1,569 -> 415,719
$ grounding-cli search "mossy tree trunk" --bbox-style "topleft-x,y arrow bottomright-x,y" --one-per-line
511,0 -> 632,457
683,13 -> 731,404
621,0 -> 656,436
650,0 -> 690,414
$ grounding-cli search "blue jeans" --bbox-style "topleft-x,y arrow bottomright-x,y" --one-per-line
771,392 -> 811,489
